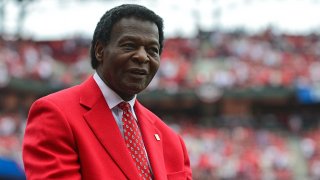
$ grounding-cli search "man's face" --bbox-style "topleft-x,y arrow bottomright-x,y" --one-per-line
95,17 -> 160,101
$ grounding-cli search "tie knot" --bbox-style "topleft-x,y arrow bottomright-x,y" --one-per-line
118,102 -> 131,112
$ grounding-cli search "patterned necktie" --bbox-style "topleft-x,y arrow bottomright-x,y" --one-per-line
118,102 -> 152,180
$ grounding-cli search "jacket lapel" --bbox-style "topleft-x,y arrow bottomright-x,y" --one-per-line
135,101 -> 167,179
79,77 -> 140,179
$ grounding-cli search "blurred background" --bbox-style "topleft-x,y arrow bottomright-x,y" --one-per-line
1,0 -> 320,179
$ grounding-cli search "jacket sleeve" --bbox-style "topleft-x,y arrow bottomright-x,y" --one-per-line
23,98 -> 81,180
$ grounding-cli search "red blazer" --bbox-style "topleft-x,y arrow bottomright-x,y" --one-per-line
23,76 -> 192,180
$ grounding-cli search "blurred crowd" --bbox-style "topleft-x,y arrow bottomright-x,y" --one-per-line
1,28 -> 320,179
1,28 -> 320,91
0,36 -> 93,88
174,124 -> 320,180
0,92 -> 33,167
166,29 -> 320,90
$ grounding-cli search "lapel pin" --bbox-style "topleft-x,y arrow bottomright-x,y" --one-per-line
154,134 -> 160,141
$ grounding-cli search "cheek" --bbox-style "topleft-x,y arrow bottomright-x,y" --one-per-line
151,61 -> 160,74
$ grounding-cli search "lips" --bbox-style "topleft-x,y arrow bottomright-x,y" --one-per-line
128,68 -> 148,75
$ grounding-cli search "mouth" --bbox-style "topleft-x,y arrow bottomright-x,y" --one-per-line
128,68 -> 148,76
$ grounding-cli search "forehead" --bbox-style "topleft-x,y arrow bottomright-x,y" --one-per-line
110,17 -> 159,43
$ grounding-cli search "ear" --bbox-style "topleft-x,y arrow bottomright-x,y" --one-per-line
94,41 -> 104,62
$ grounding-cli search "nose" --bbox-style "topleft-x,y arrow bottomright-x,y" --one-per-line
132,47 -> 149,63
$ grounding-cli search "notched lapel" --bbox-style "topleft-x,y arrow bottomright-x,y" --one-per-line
83,97 -> 140,179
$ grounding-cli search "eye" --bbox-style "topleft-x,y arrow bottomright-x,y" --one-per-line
121,43 -> 136,51
148,47 -> 159,56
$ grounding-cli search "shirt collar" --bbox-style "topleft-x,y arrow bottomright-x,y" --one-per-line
93,72 -> 136,110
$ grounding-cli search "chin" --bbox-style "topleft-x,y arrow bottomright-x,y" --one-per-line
127,85 -> 147,94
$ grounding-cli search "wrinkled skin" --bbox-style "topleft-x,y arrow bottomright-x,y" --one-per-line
95,17 -> 160,101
